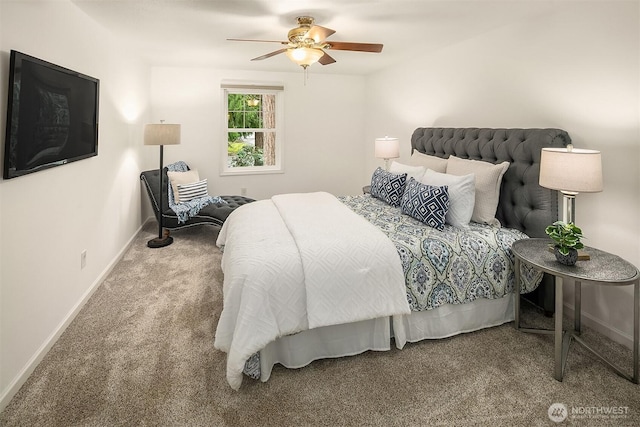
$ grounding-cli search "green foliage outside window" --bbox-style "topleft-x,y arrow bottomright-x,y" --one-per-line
228,94 -> 262,132
226,92 -> 276,168
228,144 -> 263,167
227,142 -> 245,155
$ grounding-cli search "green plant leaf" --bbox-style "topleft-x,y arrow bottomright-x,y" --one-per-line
544,220 -> 585,251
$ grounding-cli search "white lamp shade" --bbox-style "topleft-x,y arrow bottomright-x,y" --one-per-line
539,146 -> 603,193
374,137 -> 400,159
285,48 -> 324,67
144,124 -> 181,146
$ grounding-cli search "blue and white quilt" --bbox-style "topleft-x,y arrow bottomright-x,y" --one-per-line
338,194 -> 542,311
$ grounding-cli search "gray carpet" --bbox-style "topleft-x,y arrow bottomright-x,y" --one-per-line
1,222 -> 638,426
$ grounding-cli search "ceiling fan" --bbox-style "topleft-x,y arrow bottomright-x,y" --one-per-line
228,16 -> 384,69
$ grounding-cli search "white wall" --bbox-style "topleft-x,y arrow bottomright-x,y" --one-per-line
0,0 -> 152,409
150,68 -> 366,200
366,1 -> 640,347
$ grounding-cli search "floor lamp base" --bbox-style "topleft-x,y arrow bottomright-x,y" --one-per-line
147,229 -> 173,248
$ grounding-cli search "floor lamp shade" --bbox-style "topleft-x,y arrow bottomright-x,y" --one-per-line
375,137 -> 400,170
539,146 -> 603,224
144,124 -> 181,146
145,123 -> 181,248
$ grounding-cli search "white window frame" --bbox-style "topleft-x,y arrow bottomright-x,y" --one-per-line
221,83 -> 284,176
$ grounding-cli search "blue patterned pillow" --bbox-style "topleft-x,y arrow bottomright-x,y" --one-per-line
400,178 -> 450,230
370,167 -> 407,207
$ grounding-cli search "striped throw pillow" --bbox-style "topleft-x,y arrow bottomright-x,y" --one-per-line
177,179 -> 208,203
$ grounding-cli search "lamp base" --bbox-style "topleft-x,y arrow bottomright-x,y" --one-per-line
147,236 -> 173,248
147,229 -> 173,248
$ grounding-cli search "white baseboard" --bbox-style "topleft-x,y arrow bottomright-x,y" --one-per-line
563,302 -> 633,350
0,222 -> 148,412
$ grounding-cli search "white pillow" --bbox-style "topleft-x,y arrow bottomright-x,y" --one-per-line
389,161 -> 426,182
446,156 -> 509,227
167,169 -> 199,203
421,169 -> 475,229
408,151 -> 448,173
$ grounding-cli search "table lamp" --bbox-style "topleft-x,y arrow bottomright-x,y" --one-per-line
539,144 -> 603,224
374,136 -> 400,171
144,122 -> 181,248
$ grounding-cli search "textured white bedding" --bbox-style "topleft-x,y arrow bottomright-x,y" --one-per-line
214,192 -> 410,390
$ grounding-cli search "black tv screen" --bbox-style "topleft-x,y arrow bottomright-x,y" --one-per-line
3,50 -> 99,179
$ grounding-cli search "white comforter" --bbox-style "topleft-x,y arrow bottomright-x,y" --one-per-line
214,192 -> 410,390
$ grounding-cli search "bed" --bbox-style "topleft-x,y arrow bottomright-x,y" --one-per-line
214,127 -> 571,390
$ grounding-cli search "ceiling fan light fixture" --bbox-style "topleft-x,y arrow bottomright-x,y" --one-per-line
229,15 -> 383,73
286,47 -> 324,68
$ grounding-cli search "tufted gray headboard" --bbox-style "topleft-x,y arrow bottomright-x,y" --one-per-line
411,127 -> 571,238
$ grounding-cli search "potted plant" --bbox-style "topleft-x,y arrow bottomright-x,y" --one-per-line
545,221 -> 584,266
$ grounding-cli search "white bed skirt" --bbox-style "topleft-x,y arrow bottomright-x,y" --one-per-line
258,294 -> 515,381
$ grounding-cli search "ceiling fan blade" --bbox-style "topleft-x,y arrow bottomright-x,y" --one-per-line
325,41 -> 383,53
251,48 -> 288,61
306,25 -> 336,43
319,52 -> 336,65
228,38 -> 288,45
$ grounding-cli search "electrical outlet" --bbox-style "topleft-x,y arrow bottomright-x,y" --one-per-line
241,187 -> 247,196
81,250 -> 87,269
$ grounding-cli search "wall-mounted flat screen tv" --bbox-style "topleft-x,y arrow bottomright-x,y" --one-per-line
3,50 -> 99,179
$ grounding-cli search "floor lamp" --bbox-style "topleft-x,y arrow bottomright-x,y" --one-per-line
144,122 -> 181,248
374,136 -> 400,171
539,144 -> 603,224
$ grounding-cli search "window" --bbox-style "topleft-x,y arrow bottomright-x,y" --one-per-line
221,83 -> 284,175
